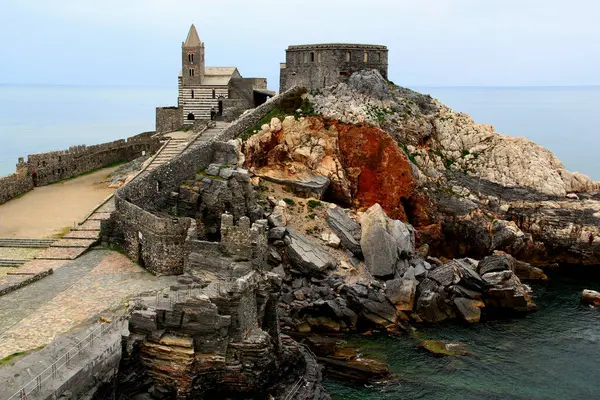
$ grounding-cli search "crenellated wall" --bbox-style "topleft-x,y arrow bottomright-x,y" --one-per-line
106,87 -> 302,276
0,132 -> 161,205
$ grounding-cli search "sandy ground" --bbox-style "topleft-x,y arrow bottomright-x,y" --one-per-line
0,166 -> 118,238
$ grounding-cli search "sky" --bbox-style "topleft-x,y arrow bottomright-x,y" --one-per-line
0,0 -> 599,90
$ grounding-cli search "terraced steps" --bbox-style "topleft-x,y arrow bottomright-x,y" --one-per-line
0,259 -> 28,267
0,238 -> 55,248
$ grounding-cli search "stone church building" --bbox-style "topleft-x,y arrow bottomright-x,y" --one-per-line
156,25 -> 274,133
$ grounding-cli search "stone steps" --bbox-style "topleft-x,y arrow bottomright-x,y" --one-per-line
35,246 -> 88,260
0,238 -> 55,248
63,230 -> 100,240
0,259 -> 28,266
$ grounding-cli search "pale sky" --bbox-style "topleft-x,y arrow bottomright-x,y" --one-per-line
1,0 -> 599,90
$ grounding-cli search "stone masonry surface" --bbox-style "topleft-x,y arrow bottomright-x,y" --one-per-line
0,131 -> 161,205
0,249 -> 175,359
280,43 -> 388,92
109,89 -> 301,275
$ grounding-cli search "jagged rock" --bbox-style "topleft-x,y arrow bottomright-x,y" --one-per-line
360,204 -> 415,278
454,260 -> 486,292
347,69 -> 391,101
581,290 -> 600,307
385,278 -> 417,311
514,259 -> 548,280
285,228 -> 335,275
262,172 -> 331,199
268,205 -> 287,227
490,219 -> 526,251
268,227 -> 287,241
453,297 -> 484,323
478,253 -> 516,276
205,164 -> 220,176
326,206 -> 362,256
416,289 -> 452,323
428,263 -> 456,287
321,232 -> 341,248
482,270 -> 514,286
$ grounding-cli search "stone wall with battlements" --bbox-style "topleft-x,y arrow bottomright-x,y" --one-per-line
280,43 -> 388,92
106,88 -> 301,275
0,132 -> 161,205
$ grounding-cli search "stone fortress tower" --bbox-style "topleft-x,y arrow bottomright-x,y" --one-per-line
156,24 -> 274,133
279,43 -> 389,92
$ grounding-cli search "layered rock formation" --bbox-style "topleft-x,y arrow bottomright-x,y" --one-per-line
243,70 -> 600,267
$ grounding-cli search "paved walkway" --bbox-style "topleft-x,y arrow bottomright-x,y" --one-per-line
0,249 -> 175,359
0,167 -> 119,239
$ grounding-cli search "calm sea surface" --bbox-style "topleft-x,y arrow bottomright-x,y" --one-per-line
0,85 -> 599,179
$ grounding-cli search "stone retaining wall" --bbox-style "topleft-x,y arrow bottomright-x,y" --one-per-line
108,87 -> 301,275
0,172 -> 33,205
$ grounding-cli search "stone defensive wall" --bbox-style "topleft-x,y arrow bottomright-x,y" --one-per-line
109,87 -> 302,275
0,131 -> 161,205
280,43 -> 388,92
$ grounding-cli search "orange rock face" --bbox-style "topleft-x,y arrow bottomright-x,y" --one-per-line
335,122 -> 415,220
244,116 -> 441,237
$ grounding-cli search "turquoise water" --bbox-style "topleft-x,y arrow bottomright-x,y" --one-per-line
325,268 -> 600,399
1,85 -> 599,180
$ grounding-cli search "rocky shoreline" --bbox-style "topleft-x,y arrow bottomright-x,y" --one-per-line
99,70 -> 600,398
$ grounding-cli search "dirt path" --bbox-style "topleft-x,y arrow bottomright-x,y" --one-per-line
0,167 -> 119,238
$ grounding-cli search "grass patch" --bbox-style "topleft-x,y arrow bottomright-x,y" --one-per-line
51,226 -> 72,239
282,198 -> 295,206
0,346 -> 45,366
307,200 -> 322,210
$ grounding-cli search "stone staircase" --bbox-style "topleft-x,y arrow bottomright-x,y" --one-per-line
35,199 -> 115,261
146,137 -> 190,172
0,238 -> 55,248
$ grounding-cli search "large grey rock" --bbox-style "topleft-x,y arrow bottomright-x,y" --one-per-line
268,205 -> 287,227
453,297 -> 483,323
385,278 -> 417,311
347,70 -> 391,101
262,173 -> 330,199
428,263 -> 456,287
360,204 -> 415,278
285,228 -> 335,275
478,254 -> 516,276
326,206 -> 362,256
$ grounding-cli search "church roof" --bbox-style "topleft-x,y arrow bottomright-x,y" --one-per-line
202,67 -> 239,86
184,24 -> 202,47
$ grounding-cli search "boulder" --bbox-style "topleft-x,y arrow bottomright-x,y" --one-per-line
415,289 -> 452,323
428,263 -> 456,287
514,259 -> 548,281
453,297 -> 484,323
385,278 -> 417,311
478,253 -> 516,276
261,172 -> 331,199
268,205 -> 287,227
581,289 -> 600,307
326,206 -> 363,256
360,204 -> 415,278
321,232 -> 341,249
285,228 -> 335,275
268,227 -> 287,241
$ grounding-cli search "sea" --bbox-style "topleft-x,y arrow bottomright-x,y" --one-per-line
0,85 -> 599,180
1,85 -> 600,399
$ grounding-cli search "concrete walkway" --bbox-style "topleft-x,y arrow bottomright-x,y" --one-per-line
0,249 -> 176,360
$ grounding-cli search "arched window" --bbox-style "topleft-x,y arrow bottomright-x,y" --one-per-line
212,89 -> 216,99
189,69 -> 195,77
346,51 -> 351,62
364,50 -> 368,63
187,113 -> 195,120
191,89 -> 194,99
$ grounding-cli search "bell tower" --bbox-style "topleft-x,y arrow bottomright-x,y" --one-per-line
182,24 -> 204,86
